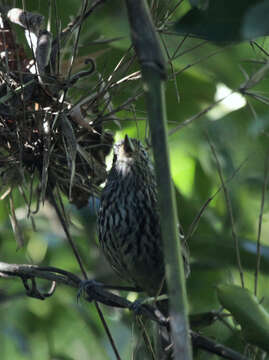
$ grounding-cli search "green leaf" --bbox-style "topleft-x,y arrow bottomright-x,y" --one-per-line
242,1 -> 269,39
217,284 -> 269,351
189,0 -> 209,10
174,0 -> 269,42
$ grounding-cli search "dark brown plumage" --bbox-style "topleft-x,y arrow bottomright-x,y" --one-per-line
98,135 -> 189,297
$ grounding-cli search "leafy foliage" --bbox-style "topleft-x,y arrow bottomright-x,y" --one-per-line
174,0 -> 269,42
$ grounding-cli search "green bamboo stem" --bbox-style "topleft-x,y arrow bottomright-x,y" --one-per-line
124,1 -> 192,359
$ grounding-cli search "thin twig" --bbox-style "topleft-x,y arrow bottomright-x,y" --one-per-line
95,301 -> 122,360
191,331 -> 249,360
206,133 -> 245,288
47,186 -> 122,359
66,1 -> 89,82
160,35 -> 180,103
137,317 -> 156,360
186,156 -> 249,241
255,149 -> 269,295
169,91 -> 234,135
53,0 -> 107,50
160,0 -> 184,26
171,39 -> 208,61
173,45 -> 232,74
171,33 -> 189,60
47,186 -> 88,279
250,41 -> 269,58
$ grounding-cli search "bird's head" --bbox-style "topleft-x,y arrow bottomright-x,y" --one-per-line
111,135 -> 153,176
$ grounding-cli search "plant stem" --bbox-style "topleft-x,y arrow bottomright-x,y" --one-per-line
125,1 -> 192,359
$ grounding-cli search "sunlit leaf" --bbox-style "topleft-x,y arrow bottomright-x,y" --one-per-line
217,284 -> 269,351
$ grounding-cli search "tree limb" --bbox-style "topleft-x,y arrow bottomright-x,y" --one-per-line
0,261 -> 250,360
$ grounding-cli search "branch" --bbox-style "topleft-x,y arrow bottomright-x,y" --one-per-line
191,331 -> 249,360
0,261 -> 250,360
0,262 -> 166,323
0,262 -> 79,287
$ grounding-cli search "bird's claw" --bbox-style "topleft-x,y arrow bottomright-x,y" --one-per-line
77,279 -> 103,303
129,299 -> 146,315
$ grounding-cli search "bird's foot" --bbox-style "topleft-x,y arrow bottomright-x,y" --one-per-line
129,298 -> 146,315
77,279 -> 103,303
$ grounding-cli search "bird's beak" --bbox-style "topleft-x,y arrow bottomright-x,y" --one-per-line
123,135 -> 135,153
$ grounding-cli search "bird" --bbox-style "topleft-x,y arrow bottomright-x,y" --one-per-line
97,135 -> 189,299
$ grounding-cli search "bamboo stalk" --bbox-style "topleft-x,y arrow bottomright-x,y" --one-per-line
125,1 -> 192,359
